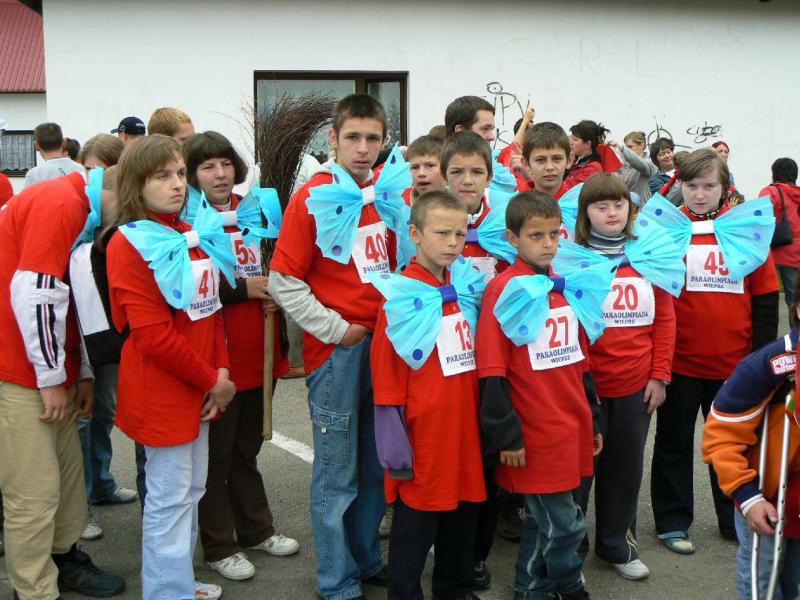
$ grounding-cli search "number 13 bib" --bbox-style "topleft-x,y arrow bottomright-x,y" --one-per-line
686,244 -> 744,294
527,305 -> 585,371
436,312 -> 476,377
352,221 -> 390,283
188,258 -> 222,321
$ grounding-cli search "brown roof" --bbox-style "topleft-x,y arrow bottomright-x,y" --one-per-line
0,0 -> 45,92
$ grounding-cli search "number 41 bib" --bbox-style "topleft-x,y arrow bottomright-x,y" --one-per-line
527,305 -> 585,371
352,221 -> 390,283
187,258 -> 222,321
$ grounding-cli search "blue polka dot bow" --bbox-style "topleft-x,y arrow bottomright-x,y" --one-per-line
307,145 -> 415,270
119,194 -> 236,310
185,185 -> 282,246
489,150 -> 518,195
493,259 -> 616,346
368,256 -> 488,369
558,183 -> 581,239
639,193 -> 775,282
553,219 -> 686,298
74,167 -> 104,249
466,189 -> 518,264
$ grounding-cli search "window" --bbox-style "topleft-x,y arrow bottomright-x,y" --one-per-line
254,71 -> 408,164
1,130 -> 36,176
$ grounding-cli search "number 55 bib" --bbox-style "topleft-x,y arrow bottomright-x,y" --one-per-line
527,305 -> 585,371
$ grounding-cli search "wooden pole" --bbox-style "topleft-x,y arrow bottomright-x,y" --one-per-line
262,237 -> 275,440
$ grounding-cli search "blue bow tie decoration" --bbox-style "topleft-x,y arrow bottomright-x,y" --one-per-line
307,145 -> 415,269
493,260 -> 615,346
639,194 -> 775,282
558,183 -> 581,239
490,150 -> 518,194
119,194 -> 236,310
368,256 -> 487,369
185,185 -> 282,246
466,190 -> 517,263
74,168 -> 104,248
553,221 -> 686,297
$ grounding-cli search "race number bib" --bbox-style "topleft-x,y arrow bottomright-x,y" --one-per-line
527,305 -> 585,370
602,277 -> 655,327
187,258 -> 222,321
686,245 -> 744,294
436,312 -> 476,376
352,222 -> 390,283
470,256 -> 499,280
230,231 -> 262,279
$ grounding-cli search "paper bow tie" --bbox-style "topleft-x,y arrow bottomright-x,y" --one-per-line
553,219 -> 686,297
119,195 -> 236,310
74,168 -> 104,248
368,256 -> 487,369
490,150 -> 518,194
307,145 -> 415,269
493,260 -> 616,345
185,185 -> 282,247
639,194 -> 775,282
558,183 -> 581,240
466,190 -> 517,263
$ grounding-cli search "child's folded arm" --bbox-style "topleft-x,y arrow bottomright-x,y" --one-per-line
374,405 -> 413,480
751,291 -> 779,352
479,376 -> 523,456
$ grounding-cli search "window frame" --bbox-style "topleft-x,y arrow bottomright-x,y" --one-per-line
1,129 -> 37,177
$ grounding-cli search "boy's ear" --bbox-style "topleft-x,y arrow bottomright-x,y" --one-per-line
506,228 -> 519,249
454,124 -> 464,134
409,223 -> 421,245
327,128 -> 338,151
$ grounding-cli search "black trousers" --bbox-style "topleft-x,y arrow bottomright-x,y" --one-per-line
474,460 -> 498,563
574,389 -> 651,563
388,496 -> 479,600
651,373 -> 734,535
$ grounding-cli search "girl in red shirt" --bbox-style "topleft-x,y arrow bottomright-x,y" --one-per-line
564,120 -> 608,190
183,132 -> 298,583
106,134 -> 236,600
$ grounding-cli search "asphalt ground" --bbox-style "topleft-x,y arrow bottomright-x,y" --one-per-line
0,301 -> 790,600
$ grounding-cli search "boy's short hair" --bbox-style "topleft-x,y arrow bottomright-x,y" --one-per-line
772,157 -> 798,185
569,120 -> 609,153
332,94 -> 387,139
428,124 -> 447,140
677,148 -> 730,195
440,131 -> 493,178
183,131 -> 248,189
522,123 -> 570,161
34,122 -> 64,152
410,190 -> 467,229
64,138 -> 80,161
79,133 -> 124,167
506,191 -> 562,235
406,135 -> 444,161
575,173 -> 636,244
444,96 -> 495,136
148,107 -> 193,137
649,137 -> 674,167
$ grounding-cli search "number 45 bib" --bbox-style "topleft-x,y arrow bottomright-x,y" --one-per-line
527,305 -> 585,371
352,222 -> 390,283
686,244 -> 744,294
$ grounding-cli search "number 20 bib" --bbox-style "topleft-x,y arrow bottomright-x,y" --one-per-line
436,312 -> 476,377
602,277 -> 655,327
686,244 -> 744,294
527,305 -> 584,371
352,221 -> 390,283
188,258 -> 222,321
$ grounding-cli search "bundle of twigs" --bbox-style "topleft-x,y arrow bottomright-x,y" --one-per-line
253,92 -> 335,439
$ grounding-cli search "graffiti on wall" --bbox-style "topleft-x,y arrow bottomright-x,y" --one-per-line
647,116 -> 724,150
483,81 -> 530,148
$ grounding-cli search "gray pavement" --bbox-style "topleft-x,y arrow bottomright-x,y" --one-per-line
1,302 -> 790,600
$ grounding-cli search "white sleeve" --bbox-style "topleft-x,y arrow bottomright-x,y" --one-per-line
10,270 -> 71,387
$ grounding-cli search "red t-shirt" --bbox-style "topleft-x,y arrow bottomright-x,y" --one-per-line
589,263 -> 676,397
672,206 -> 780,380
564,158 -> 602,190
462,197 -> 510,280
477,258 -> 594,494
371,261 -> 486,511
216,195 -> 289,390
0,172 -> 87,389
0,172 -> 13,208
270,172 -> 397,372
761,183 -> 800,268
107,214 -> 229,446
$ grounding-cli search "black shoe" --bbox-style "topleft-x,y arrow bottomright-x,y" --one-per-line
362,565 -> 389,587
56,547 -> 125,597
433,595 -> 482,600
558,588 -> 590,600
472,560 -> 491,590
720,528 -> 738,542
496,495 -> 523,542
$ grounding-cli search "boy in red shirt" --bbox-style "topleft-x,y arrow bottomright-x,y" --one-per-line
268,94 -> 397,600
371,190 -> 487,600
477,191 -> 602,600
404,135 -> 445,205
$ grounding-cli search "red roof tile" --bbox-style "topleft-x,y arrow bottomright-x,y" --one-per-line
0,0 -> 45,92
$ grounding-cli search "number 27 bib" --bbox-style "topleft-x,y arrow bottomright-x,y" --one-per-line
351,221 -> 390,283
527,305 -> 585,371
686,244 -> 744,294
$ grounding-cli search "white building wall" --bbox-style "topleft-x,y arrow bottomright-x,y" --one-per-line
0,93 -> 47,192
41,0 -> 800,196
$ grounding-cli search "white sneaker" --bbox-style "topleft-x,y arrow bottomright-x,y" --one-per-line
207,552 -> 255,581
81,513 -> 104,541
195,581 -> 223,600
379,504 -> 394,538
248,533 -> 300,556
613,558 -> 650,580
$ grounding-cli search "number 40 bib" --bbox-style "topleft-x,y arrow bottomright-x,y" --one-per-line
352,222 -> 390,283
527,305 -> 585,371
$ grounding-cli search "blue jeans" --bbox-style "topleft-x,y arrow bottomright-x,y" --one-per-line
78,364 -> 120,502
306,336 -> 385,600
141,423 -> 209,600
515,492 -> 587,600
734,509 -> 800,599
777,265 -> 799,319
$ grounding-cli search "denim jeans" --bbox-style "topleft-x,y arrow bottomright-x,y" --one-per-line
306,336 -> 385,600
141,423 -> 209,600
734,509 -> 800,599
777,265 -> 800,322
78,364 -> 120,502
515,492 -> 587,600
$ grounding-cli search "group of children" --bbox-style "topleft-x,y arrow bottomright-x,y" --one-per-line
0,90 -> 794,600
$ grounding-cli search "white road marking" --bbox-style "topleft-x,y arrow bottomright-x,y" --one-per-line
269,431 -> 314,464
